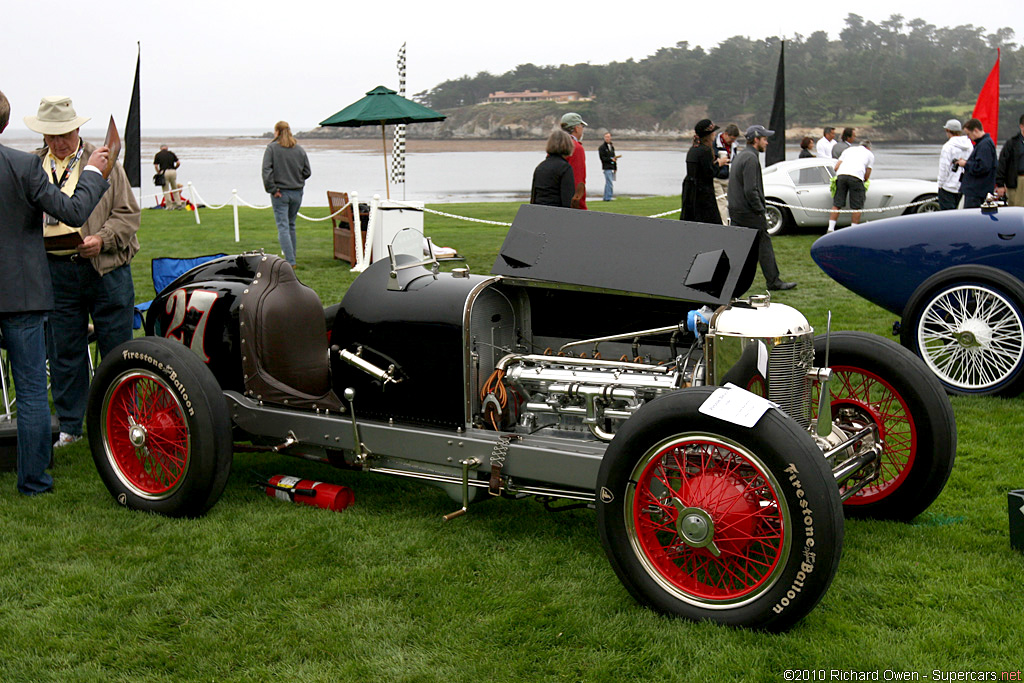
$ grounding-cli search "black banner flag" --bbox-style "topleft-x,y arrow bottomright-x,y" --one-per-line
766,41 -> 785,167
124,44 -> 141,188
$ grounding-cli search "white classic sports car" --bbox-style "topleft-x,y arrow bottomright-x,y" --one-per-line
761,158 -> 940,235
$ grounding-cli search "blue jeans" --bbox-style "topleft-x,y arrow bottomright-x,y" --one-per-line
603,169 -> 615,201
272,189 -> 303,265
1,312 -> 53,494
46,260 -> 135,437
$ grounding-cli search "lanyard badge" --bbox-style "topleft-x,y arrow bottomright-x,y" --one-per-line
43,141 -> 85,227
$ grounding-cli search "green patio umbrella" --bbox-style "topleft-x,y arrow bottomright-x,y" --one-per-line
320,85 -> 447,198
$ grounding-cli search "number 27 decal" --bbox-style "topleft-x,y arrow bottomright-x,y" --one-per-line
164,289 -> 219,363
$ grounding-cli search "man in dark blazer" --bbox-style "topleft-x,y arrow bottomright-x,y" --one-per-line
0,90 -> 109,494
957,118 -> 997,209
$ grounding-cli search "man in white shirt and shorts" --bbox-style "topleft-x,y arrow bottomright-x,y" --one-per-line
828,140 -> 874,232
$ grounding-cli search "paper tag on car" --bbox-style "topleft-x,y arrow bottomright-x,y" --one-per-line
698,383 -> 779,428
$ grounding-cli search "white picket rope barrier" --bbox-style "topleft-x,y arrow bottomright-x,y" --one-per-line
185,184 -> 230,210
766,197 -> 931,214
177,184 -> 952,242
159,184 -> 352,219
388,198 -> 685,224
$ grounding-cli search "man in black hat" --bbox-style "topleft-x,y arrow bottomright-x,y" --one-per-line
727,124 -> 796,291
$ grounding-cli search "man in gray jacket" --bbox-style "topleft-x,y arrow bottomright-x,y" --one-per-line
727,125 -> 796,291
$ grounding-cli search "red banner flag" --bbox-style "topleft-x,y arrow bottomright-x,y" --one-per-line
972,48 -> 1000,143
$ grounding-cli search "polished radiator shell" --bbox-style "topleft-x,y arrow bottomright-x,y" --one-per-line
705,301 -> 815,428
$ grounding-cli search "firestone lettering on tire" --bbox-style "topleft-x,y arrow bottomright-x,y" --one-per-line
773,463 -> 817,615
119,350 -> 194,417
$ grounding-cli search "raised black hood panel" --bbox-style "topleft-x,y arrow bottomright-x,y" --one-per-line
492,205 -> 758,305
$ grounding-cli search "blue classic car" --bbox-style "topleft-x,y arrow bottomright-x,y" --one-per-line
811,205 -> 1024,396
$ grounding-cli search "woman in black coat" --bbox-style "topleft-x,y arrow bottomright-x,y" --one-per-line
799,136 -> 815,158
680,119 -> 724,224
531,130 -> 576,207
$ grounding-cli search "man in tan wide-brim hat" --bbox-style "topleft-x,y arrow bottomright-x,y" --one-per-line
23,95 -> 90,135
26,94 -> 141,451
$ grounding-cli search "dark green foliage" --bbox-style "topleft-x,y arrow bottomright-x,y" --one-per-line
422,14 -> 1021,136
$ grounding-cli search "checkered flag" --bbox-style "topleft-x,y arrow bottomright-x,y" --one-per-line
390,42 -> 407,186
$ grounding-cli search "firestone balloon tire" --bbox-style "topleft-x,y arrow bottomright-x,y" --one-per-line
813,332 -> 956,521
900,265 -> 1024,397
86,337 -> 233,518
596,387 -> 844,632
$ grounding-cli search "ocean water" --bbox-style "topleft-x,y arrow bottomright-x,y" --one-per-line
2,130 -> 945,208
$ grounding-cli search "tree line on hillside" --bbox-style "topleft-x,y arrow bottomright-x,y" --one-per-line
418,14 -> 1022,137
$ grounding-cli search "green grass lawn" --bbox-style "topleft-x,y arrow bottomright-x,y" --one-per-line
1,199 -> 1022,681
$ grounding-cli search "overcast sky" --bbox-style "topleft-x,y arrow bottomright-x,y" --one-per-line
2,0 -> 1019,136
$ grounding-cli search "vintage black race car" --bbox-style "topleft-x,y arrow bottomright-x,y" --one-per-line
86,205 -> 956,631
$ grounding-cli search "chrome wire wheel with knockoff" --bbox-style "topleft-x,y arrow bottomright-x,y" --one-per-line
916,284 -> 1024,393
901,266 -> 1024,397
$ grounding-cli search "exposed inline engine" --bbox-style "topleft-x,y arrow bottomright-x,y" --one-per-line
483,295 -> 817,440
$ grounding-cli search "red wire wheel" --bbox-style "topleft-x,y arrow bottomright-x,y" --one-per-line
625,433 -> 790,606
101,370 -> 190,499
824,366 -> 915,506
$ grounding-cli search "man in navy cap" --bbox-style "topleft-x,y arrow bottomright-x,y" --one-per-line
727,124 -> 796,291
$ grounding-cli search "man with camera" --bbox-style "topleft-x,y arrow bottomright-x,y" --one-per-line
154,144 -> 183,209
937,119 -> 972,210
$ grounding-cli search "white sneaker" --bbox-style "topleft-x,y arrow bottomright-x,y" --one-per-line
54,432 -> 82,448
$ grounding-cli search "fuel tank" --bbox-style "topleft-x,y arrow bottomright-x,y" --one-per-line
145,253 -> 263,392
331,256 -> 494,429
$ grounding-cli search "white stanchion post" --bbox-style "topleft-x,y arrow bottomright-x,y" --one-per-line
350,190 -> 362,266
353,194 -> 380,273
232,190 -> 240,243
188,182 -> 201,225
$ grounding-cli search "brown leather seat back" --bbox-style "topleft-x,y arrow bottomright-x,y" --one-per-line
239,255 -> 341,411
